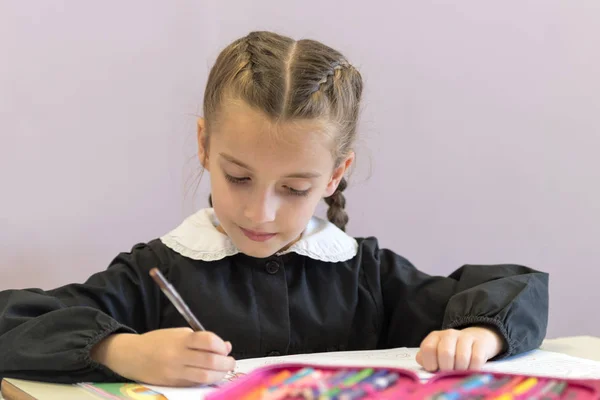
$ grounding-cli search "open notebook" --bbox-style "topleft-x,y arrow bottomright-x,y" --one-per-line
139,348 -> 600,400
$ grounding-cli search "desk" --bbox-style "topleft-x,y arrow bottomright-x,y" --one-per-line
540,336 -> 600,361
2,336 -> 600,400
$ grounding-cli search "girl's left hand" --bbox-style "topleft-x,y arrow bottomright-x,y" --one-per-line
416,327 -> 504,372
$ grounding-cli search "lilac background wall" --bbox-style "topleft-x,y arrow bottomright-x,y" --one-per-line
1,1 -> 599,338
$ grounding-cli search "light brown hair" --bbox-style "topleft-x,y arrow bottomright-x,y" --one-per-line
203,31 -> 362,231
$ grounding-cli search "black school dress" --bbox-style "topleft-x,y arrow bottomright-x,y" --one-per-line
0,209 -> 549,383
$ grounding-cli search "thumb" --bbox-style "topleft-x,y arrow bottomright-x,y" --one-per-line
415,350 -> 423,366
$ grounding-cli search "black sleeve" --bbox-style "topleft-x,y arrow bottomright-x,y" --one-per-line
0,241 -> 167,383
365,238 -> 549,359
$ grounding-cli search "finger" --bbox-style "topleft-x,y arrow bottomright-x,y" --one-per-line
184,351 -> 236,372
469,340 -> 488,370
454,335 -> 474,371
187,331 -> 229,355
415,350 -> 423,366
182,366 -> 228,385
437,331 -> 459,371
419,332 -> 441,372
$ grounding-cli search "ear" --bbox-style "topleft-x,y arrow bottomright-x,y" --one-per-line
324,152 -> 355,197
197,118 -> 209,171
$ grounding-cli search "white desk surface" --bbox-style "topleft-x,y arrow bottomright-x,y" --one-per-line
540,335 -> 600,361
2,336 -> 599,400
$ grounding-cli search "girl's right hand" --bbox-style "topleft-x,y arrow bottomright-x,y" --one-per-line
91,328 -> 236,386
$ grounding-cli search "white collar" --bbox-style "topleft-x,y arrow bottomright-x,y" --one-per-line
160,208 -> 358,263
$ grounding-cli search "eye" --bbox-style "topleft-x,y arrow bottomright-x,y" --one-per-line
224,174 -> 250,184
285,186 -> 310,197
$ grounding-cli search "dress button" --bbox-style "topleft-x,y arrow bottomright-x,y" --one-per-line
268,351 -> 281,357
265,260 -> 280,274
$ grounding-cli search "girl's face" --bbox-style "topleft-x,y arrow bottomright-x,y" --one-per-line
198,101 -> 353,259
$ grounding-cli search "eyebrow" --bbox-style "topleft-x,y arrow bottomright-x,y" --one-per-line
219,152 -> 322,179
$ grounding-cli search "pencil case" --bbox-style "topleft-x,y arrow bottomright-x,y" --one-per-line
206,362 -> 600,399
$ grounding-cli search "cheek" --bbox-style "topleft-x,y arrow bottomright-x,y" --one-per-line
210,176 -> 236,209
281,195 -> 322,226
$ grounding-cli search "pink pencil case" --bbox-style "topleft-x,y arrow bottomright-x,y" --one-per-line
206,362 -> 600,399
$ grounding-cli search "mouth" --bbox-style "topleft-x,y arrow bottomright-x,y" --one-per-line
240,227 -> 277,242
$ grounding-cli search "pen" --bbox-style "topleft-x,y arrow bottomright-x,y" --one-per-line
149,267 -> 205,331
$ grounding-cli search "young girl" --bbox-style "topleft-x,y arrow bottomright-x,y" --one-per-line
0,31 -> 548,387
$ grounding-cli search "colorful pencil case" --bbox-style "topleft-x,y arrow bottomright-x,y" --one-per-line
205,363 -> 599,399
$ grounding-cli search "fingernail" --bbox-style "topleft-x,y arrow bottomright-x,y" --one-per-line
225,341 -> 232,353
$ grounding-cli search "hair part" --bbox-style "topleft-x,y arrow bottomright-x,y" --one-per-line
203,31 -> 362,231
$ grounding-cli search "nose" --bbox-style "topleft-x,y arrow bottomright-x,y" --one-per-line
243,188 -> 278,225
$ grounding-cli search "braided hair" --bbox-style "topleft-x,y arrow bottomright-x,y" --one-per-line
324,177 -> 349,231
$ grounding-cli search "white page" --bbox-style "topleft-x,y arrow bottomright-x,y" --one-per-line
143,371 -> 239,400
234,347 -> 432,379
481,349 -> 600,379
143,384 -> 216,400
142,349 -> 429,399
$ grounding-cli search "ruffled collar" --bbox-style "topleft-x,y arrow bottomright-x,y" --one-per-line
160,208 -> 358,263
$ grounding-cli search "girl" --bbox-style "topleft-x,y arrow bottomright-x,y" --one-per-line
0,31 -> 548,387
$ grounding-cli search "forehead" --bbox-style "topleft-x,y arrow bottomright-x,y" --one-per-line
210,101 -> 336,170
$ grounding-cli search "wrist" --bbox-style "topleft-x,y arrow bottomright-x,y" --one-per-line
91,333 -> 140,378
466,326 -> 506,355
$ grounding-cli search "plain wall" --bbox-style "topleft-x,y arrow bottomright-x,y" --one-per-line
1,0 -> 599,338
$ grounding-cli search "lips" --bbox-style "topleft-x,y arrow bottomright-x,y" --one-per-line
240,227 -> 277,242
